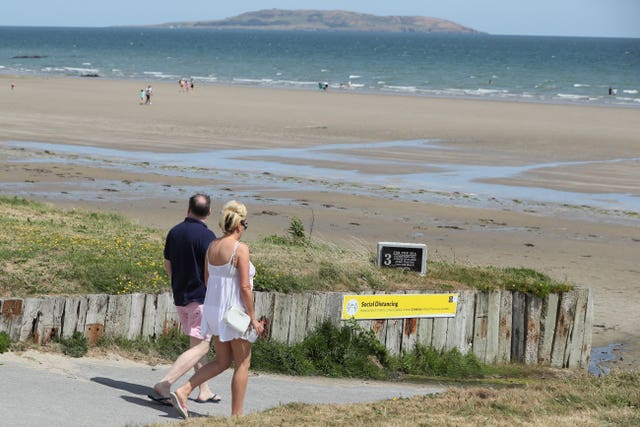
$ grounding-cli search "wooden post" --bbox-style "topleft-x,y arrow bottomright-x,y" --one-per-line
61,296 -> 85,338
472,292 -> 489,360
141,294 -> 157,338
287,293 -> 310,344
271,293 -> 293,343
0,299 -> 24,341
497,291 -> 512,363
127,293 -> 146,340
550,291 -> 578,368
567,287 -> 590,368
538,293 -> 559,364
417,317 -> 433,349
305,292 -> 326,336
579,288 -> 594,369
524,294 -> 543,365
511,292 -> 526,362
445,291 -> 473,354
484,291 -> 502,363
18,298 -> 44,342
431,317 -> 448,352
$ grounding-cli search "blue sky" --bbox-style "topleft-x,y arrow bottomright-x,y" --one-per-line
2,1 -> 639,38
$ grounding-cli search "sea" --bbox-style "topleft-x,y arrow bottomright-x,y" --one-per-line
1,26 -> 639,107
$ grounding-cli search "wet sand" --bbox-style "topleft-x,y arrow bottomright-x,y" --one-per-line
1,76 -> 639,370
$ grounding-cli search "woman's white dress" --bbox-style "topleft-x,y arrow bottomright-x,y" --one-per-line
201,242 -> 255,342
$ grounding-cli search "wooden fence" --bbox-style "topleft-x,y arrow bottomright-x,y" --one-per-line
0,288 -> 593,369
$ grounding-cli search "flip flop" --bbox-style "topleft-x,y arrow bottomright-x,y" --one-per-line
170,392 -> 189,419
147,394 -> 172,406
194,394 -> 222,403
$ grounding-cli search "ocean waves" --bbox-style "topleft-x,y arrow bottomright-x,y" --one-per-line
1,27 -> 638,107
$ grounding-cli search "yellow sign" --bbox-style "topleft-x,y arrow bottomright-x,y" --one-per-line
341,293 -> 458,320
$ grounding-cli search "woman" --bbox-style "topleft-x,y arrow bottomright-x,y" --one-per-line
170,200 -> 264,418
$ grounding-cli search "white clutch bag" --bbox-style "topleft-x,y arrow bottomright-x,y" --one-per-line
223,306 -> 250,334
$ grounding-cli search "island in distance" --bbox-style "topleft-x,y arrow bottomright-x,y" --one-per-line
143,9 -> 482,34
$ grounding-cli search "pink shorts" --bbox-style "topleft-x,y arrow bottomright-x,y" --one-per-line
176,302 -> 211,341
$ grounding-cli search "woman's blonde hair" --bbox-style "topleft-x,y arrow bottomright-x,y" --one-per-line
218,200 -> 247,234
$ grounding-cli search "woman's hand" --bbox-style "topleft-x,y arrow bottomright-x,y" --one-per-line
251,318 -> 265,335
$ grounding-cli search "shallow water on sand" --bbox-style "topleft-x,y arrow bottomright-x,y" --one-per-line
3,140 -> 639,225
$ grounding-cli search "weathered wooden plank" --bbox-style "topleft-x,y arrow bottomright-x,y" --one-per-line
567,288 -> 589,368
579,288 -> 594,369
550,291 -> 578,368
417,317 -> 433,349
484,291 -> 502,363
497,291 -> 512,363
61,296 -> 81,338
85,294 -> 109,326
0,299 -> 24,341
385,317 -> 403,355
305,292 -> 325,335
141,294 -> 157,338
287,293 -> 310,344
38,296 -> 66,344
445,291 -> 472,354
154,292 -> 178,336
538,293 -> 559,364
472,291 -> 489,360
431,317 -> 448,352
511,292 -> 526,363
252,291 -> 274,339
18,298 -> 44,342
524,294 -> 543,365
323,292 -> 345,327
270,293 -> 292,343
127,293 -> 146,340
401,317 -> 419,353
104,294 -> 132,338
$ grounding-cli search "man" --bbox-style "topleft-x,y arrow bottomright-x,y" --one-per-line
149,194 -> 221,405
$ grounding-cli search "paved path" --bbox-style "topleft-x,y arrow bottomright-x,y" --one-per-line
0,350 -> 446,426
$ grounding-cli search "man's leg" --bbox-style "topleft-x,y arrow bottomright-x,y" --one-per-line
153,337 -> 210,398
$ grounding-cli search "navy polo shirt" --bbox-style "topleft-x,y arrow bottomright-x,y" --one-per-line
163,217 -> 216,306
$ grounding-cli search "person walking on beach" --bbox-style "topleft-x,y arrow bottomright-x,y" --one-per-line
145,85 -> 153,104
170,200 -> 264,419
139,88 -> 145,104
148,194 -> 221,406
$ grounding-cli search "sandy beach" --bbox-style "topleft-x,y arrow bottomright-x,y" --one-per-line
1,76 -> 639,370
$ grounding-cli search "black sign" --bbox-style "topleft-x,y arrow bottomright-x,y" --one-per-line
377,243 -> 427,275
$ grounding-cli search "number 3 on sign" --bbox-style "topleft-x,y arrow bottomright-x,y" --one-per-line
383,253 -> 392,266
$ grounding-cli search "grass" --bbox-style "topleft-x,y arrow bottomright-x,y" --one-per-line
145,370 -> 639,427
0,195 -> 573,297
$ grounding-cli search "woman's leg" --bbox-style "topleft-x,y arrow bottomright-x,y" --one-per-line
229,339 -> 252,416
174,337 -> 232,404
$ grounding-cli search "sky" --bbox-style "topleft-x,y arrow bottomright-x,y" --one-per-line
2,1 -> 639,38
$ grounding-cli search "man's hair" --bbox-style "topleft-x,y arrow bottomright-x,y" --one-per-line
189,193 -> 211,218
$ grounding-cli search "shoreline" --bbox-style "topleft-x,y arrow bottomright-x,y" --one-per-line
4,74 -> 640,110
1,75 -> 639,370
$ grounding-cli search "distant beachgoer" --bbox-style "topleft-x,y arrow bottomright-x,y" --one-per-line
190,78 -> 194,90
179,79 -> 185,92
145,85 -> 153,104
11,82 -> 15,90
318,82 -> 328,91
139,89 -> 145,104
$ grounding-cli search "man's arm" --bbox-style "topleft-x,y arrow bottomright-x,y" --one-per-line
163,258 -> 172,280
